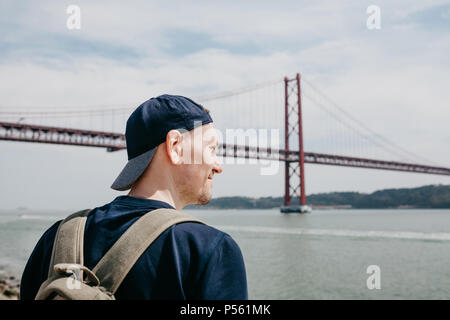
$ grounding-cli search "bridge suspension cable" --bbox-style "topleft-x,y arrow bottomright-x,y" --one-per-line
302,76 -> 438,166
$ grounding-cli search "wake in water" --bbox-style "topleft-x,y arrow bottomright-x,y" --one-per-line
216,225 -> 450,241
17,214 -> 62,221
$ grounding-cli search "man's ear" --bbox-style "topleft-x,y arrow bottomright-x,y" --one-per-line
165,130 -> 184,165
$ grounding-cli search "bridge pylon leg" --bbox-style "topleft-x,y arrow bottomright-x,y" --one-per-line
281,73 -> 311,214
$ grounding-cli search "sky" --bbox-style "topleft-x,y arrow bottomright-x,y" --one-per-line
1,0 -> 450,211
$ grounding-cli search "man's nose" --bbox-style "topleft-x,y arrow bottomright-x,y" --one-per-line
212,160 -> 223,175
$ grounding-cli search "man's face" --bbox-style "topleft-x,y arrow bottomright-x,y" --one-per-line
177,123 -> 222,205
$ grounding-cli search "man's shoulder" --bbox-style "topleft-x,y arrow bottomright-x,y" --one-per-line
169,220 -> 240,254
171,220 -> 230,242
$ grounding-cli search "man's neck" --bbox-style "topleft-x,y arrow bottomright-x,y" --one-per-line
128,187 -> 185,210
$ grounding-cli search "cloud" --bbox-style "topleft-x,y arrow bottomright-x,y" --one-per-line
0,0 -> 450,210
394,2 -> 450,31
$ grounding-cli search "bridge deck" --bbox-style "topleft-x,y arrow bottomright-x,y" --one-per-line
1,121 -> 449,176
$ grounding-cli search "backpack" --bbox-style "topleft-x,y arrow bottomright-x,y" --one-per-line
35,207 -> 205,300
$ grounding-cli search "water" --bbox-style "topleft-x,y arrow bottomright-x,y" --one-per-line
1,208 -> 450,299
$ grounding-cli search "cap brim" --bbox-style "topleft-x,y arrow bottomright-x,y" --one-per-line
110,147 -> 157,191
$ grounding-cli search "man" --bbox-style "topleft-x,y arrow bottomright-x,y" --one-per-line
20,94 -> 248,300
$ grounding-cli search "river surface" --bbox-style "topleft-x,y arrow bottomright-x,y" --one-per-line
1,208 -> 450,299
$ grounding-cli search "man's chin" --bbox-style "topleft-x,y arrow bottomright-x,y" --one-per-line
197,192 -> 212,205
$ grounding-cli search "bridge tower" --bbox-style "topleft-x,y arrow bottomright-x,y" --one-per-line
281,73 -> 311,213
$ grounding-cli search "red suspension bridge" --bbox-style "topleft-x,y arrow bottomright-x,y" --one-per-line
1,73 -> 449,213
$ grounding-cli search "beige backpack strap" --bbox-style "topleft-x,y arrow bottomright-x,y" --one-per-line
92,208 -> 205,294
47,209 -> 91,279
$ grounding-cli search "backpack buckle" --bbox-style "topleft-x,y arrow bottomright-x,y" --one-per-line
54,263 -> 101,286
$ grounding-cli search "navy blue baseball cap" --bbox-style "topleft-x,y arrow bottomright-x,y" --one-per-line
111,94 -> 213,191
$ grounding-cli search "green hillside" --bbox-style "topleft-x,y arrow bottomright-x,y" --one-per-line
186,184 -> 450,209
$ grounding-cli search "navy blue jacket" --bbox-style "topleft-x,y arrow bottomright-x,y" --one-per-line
20,196 -> 248,300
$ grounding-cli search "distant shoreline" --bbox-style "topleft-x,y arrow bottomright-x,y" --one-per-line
5,184 -> 450,212
186,184 -> 450,210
